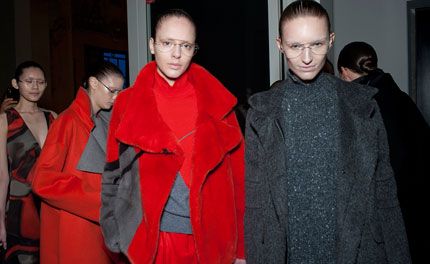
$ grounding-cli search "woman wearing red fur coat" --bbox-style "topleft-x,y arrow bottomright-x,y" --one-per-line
100,9 -> 245,264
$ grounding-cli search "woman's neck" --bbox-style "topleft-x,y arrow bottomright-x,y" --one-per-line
14,99 -> 39,113
88,91 -> 101,116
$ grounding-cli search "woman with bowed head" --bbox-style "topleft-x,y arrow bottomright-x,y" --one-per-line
30,61 -> 124,263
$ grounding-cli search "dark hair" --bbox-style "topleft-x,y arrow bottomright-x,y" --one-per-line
152,9 -> 196,39
83,61 -> 124,89
337,41 -> 378,75
14,61 -> 46,80
322,58 -> 335,75
279,0 -> 331,39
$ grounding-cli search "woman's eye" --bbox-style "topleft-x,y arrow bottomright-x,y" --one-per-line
290,44 -> 302,50
182,44 -> 193,50
162,41 -> 172,47
311,42 -> 324,48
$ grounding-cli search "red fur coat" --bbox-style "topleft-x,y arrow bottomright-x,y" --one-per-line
101,62 -> 245,264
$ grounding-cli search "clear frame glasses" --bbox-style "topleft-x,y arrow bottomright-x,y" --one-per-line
283,38 -> 330,59
19,79 -> 47,87
96,78 -> 121,95
154,40 -> 199,56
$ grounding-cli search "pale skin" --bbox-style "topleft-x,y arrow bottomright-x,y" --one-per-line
149,16 -> 195,86
149,16 -> 245,264
339,67 -> 363,82
87,74 -> 124,115
276,15 -> 335,82
0,67 -> 57,249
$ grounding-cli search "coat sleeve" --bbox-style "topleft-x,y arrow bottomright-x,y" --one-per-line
374,110 -> 411,264
225,111 -> 245,259
100,99 -> 122,253
30,115 -> 101,223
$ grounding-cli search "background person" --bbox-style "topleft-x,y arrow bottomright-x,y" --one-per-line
337,41 -> 430,262
30,61 -> 124,264
0,61 -> 56,263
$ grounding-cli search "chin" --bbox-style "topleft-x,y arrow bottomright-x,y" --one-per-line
165,70 -> 184,80
296,72 -> 319,81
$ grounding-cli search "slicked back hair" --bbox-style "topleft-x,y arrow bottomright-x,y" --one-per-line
279,0 -> 331,39
152,9 -> 196,39
337,41 -> 378,75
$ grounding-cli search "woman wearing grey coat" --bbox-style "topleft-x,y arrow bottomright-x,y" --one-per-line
244,1 -> 410,263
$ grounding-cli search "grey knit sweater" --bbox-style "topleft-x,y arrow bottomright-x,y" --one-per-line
283,73 -> 339,264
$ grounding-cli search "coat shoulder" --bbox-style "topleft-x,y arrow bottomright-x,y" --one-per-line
248,80 -> 286,114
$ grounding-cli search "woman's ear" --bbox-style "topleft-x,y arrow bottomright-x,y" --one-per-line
329,32 -> 335,48
276,37 -> 284,53
149,38 -> 155,55
88,76 -> 99,91
339,67 -> 358,81
11,79 -> 19,89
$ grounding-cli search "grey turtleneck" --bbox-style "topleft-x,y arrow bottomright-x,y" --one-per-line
283,73 -> 340,264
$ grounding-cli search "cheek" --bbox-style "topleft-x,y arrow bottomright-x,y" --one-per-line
154,51 -> 169,63
182,57 -> 193,68
286,58 -> 300,68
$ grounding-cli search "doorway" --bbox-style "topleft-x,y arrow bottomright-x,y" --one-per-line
408,1 -> 430,125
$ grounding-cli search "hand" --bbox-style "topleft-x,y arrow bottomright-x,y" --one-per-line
234,258 -> 246,264
0,98 -> 17,114
0,219 -> 6,250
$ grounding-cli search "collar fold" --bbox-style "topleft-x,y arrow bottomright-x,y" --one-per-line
114,62 -> 237,153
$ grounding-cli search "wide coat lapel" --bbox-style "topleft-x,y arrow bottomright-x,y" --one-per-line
335,79 -> 379,262
189,65 -> 242,194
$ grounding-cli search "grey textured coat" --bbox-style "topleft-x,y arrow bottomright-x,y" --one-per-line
244,73 -> 411,264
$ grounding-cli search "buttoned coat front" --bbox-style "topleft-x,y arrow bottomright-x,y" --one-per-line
100,62 -> 245,264
244,73 -> 411,264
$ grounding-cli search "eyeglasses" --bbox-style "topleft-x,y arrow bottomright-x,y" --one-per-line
282,38 -> 330,58
154,40 -> 199,56
96,78 -> 122,95
19,79 -> 47,87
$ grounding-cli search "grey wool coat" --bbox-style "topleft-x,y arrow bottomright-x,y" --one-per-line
244,73 -> 411,264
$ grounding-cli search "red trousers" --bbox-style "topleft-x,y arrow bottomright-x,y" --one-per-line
155,232 -> 198,264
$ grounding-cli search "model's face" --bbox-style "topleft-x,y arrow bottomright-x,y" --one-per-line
277,16 -> 334,82
149,16 -> 196,86
12,67 -> 47,103
91,74 -> 124,111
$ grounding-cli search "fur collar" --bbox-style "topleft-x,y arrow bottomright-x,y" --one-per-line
114,62 -> 237,153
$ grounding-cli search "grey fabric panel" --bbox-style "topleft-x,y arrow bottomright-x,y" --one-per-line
160,173 -> 192,234
100,143 -> 143,254
100,159 -> 122,252
77,110 -> 111,173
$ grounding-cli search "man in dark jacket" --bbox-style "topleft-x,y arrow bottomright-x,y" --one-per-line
244,1 -> 411,263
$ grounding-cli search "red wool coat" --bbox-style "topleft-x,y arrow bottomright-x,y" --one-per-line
102,62 -> 245,263
30,89 -> 114,264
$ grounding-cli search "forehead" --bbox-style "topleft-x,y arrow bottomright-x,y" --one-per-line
281,16 -> 328,42
156,16 -> 196,43
21,67 -> 44,77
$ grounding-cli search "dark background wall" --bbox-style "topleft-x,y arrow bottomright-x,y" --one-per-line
0,1 -> 17,103
150,0 -> 269,115
2,0 -> 268,116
